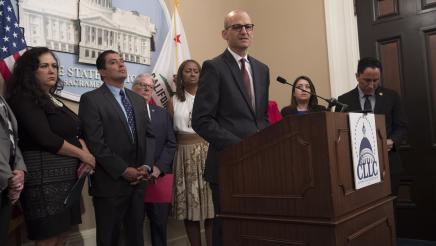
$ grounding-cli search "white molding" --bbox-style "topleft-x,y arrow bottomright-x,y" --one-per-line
324,0 -> 360,97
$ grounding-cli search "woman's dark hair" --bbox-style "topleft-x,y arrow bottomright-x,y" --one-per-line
6,47 -> 62,112
291,75 -> 319,108
174,59 -> 201,102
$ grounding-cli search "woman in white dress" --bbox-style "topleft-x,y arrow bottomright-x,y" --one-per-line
167,60 -> 214,246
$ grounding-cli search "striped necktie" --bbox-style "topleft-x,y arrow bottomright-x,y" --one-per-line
240,58 -> 253,107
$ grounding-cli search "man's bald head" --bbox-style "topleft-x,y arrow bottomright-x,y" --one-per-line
224,10 -> 251,29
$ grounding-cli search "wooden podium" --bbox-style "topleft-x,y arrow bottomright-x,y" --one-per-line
219,112 -> 396,246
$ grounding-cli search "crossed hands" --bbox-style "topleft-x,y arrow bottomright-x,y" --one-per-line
8,169 -> 25,205
77,146 -> 96,177
122,166 -> 152,185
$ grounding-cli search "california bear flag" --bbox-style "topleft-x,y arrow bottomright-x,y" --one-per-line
151,3 -> 191,107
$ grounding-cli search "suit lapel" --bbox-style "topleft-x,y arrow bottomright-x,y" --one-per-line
0,97 -> 17,133
100,85 -> 132,141
5,102 -> 18,133
149,104 -> 158,128
149,104 -> 156,122
0,97 -> 8,125
373,87 -> 384,114
350,87 -> 363,112
222,50 -> 256,116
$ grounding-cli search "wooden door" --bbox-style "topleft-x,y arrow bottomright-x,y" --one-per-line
356,0 -> 436,240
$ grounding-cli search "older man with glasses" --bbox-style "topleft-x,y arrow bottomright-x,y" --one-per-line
192,10 -> 270,246
132,74 -> 176,246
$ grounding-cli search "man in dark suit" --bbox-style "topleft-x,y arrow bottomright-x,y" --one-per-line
132,74 -> 176,246
79,50 -> 155,246
192,10 -> 270,246
0,95 -> 26,244
335,57 -> 407,195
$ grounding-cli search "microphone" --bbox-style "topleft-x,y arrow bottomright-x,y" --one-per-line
276,76 -> 349,112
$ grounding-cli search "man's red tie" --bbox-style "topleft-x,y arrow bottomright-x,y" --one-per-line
240,58 -> 253,106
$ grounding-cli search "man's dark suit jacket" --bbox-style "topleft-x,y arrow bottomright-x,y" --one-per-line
0,96 -> 26,243
78,84 -> 155,197
0,96 -> 26,194
335,86 -> 407,175
192,49 -> 270,184
145,104 -> 176,246
148,104 -> 176,174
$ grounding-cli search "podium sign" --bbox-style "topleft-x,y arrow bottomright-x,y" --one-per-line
348,113 -> 381,190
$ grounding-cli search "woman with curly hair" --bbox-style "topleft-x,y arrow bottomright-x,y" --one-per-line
7,47 -> 95,246
167,60 -> 214,246
281,75 -> 326,117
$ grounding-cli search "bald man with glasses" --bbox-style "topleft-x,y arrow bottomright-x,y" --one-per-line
192,10 -> 270,246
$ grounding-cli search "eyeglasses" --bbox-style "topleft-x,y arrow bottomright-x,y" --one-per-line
137,84 -> 154,89
226,24 -> 255,32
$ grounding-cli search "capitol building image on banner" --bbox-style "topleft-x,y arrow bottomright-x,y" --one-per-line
18,0 -> 156,65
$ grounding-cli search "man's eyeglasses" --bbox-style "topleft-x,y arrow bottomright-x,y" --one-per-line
138,84 -> 154,89
226,24 -> 255,32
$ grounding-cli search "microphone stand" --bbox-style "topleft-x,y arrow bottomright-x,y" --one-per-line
276,76 -> 348,112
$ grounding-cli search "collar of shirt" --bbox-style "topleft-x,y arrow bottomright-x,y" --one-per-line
357,86 -> 375,99
104,83 -> 130,119
105,83 -> 125,98
227,47 -> 248,68
357,86 -> 376,111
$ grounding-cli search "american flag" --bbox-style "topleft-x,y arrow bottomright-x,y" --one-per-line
0,0 -> 27,84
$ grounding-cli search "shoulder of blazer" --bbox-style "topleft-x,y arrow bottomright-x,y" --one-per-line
150,104 -> 166,114
81,83 -> 107,99
376,87 -> 397,97
248,55 -> 268,70
214,49 -> 235,66
339,86 -> 359,100
202,50 -> 238,78
125,88 -> 144,101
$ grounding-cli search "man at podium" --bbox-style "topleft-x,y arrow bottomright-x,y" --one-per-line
335,57 -> 407,195
192,9 -> 270,246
